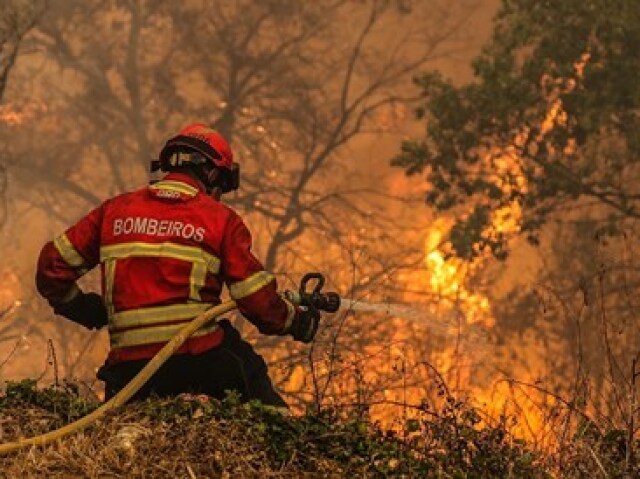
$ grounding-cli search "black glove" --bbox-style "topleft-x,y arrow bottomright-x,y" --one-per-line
289,306 -> 320,344
53,292 -> 108,330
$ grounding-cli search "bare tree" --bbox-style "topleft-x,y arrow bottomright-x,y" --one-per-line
166,0 -> 477,272
0,0 -> 44,101
12,0 -> 475,263
0,0 -> 46,226
3,0 -> 479,381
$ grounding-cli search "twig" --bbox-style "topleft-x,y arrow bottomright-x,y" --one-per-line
0,337 -> 23,372
586,443 -> 609,479
47,339 -> 60,388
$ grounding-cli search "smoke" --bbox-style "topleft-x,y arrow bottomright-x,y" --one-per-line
0,164 -> 5,228
0,300 -> 19,316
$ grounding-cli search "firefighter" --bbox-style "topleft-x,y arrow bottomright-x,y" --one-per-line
36,123 -> 320,407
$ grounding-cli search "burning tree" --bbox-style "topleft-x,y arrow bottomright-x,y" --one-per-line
395,0 -> 640,448
394,0 -> 640,258
0,1 -> 46,360
0,0 -> 45,101
0,0 -> 45,227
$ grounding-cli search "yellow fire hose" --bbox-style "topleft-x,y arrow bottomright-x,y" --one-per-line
0,299 -> 238,455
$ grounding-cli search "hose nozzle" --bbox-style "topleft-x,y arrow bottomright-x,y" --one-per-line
285,272 -> 340,312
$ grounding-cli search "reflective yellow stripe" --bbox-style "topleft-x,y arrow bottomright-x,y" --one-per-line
104,259 -> 117,318
110,320 -> 220,349
59,284 -> 81,304
101,242 -> 219,307
53,233 -> 86,268
100,242 -> 220,274
189,261 -> 207,301
149,180 -> 198,197
229,271 -> 275,300
110,302 -> 215,330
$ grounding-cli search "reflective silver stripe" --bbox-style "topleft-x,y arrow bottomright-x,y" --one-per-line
53,233 -> 86,269
149,180 -> 198,197
229,271 -> 275,300
109,302 -> 215,330
110,320 -> 220,349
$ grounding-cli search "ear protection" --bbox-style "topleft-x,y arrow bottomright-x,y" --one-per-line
150,155 -> 240,193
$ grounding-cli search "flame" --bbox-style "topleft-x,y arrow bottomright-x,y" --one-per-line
424,222 -> 491,326
399,51 -> 594,440
284,364 -> 306,393
420,51 -> 590,328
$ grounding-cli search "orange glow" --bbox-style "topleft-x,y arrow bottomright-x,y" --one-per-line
398,51 -> 593,441
424,220 -> 491,326
0,270 -> 21,311
0,102 -> 48,126
420,48 -> 589,329
266,50 -> 593,439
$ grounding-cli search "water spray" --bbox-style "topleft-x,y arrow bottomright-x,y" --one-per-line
339,298 -> 489,343
287,273 -> 489,343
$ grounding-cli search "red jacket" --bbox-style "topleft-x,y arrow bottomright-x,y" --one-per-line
36,173 -> 295,364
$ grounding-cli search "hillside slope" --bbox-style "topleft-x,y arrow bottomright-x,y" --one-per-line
0,380 -> 550,478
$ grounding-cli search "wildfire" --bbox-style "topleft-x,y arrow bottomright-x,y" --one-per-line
424,222 -> 491,326
394,51 -> 594,443
420,51 -> 590,331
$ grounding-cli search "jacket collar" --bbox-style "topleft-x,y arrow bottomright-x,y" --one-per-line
162,172 -> 206,193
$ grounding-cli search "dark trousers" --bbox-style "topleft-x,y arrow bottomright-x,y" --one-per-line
97,320 -> 287,407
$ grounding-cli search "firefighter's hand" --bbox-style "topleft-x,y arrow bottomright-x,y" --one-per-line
53,292 -> 108,330
288,306 -> 320,344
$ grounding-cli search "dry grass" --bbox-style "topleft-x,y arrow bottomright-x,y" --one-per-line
0,380 -> 550,478
1,397 -> 342,477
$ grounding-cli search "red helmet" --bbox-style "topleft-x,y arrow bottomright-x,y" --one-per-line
159,123 -> 234,170
156,123 -> 239,192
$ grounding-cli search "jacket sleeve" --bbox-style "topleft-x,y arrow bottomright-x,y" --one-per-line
220,213 -> 295,335
36,204 -> 104,306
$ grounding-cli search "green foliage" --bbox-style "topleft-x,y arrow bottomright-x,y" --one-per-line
394,0 -> 640,259
103,388 -> 540,476
567,419 -> 640,478
449,205 -> 508,260
6,379 -> 640,476
0,379 -> 97,423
